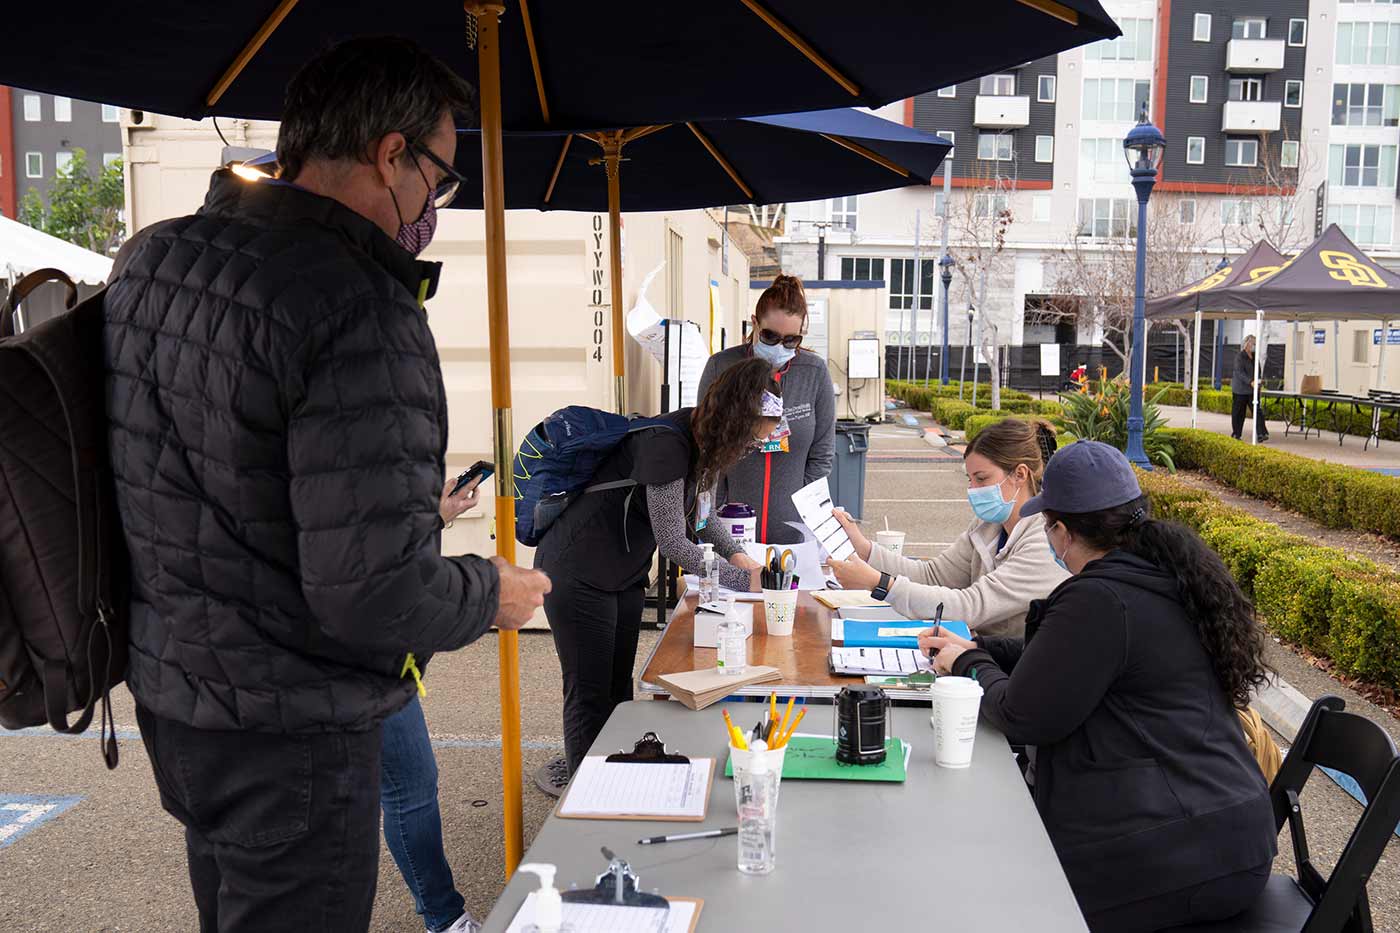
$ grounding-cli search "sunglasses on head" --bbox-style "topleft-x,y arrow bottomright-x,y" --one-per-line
757,328 -> 803,350
405,137 -> 467,209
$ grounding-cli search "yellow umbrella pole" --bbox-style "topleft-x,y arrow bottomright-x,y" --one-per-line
468,0 -> 524,877
602,133 -> 626,414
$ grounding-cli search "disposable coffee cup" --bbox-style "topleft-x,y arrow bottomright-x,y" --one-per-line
930,676 -> 984,769
762,589 -> 799,637
875,530 -> 906,556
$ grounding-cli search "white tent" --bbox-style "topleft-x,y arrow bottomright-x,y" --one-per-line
0,213 -> 113,286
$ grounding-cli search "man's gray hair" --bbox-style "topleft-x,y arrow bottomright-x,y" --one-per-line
277,37 -> 477,181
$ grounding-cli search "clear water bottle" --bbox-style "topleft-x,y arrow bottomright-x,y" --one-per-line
735,744 -> 778,874
698,543 -> 717,606
716,595 -> 746,677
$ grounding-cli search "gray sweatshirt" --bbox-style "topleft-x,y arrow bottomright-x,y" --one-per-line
696,345 -> 836,545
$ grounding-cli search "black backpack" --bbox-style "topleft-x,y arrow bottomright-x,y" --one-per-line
0,267 -> 128,768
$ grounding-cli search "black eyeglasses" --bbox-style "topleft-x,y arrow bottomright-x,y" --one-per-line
758,328 -> 803,350
406,137 -> 467,209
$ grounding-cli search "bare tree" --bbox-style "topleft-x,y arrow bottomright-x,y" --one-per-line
1219,127 -> 1318,255
948,157 -> 1016,409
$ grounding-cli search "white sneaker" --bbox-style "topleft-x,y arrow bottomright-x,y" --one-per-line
441,914 -> 480,933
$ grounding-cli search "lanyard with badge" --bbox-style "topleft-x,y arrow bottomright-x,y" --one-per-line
758,387 -> 790,454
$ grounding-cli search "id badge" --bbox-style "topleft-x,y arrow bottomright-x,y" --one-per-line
759,437 -> 790,454
696,489 -> 713,531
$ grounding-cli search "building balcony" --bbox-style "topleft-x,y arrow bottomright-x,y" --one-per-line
1226,38 -> 1285,73
973,95 -> 1031,129
1222,100 -> 1282,133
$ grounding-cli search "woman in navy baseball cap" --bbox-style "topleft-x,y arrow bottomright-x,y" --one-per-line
926,441 -> 1276,932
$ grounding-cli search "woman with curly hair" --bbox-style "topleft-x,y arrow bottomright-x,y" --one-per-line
535,358 -> 777,779
925,441 -> 1275,932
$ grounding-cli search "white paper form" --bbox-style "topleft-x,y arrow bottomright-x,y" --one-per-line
829,646 -> 932,676
557,758 -> 712,819
506,892 -> 698,933
790,476 -> 855,561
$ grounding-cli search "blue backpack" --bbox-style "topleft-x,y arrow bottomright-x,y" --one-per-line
512,406 -> 680,547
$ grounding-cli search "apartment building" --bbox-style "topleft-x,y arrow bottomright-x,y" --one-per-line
0,87 -> 122,218
776,0 -> 1384,374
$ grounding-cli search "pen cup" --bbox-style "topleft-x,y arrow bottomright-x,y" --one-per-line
930,676 -> 985,769
731,743 -> 784,875
762,588 -> 799,637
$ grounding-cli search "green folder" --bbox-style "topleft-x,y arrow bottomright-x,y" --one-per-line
724,736 -> 908,782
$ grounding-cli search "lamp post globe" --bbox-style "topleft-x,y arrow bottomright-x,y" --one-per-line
1211,255 -> 1229,390
938,252 -> 955,385
1123,105 -> 1166,469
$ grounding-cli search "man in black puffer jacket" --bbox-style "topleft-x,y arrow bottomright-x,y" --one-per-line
104,38 -> 550,933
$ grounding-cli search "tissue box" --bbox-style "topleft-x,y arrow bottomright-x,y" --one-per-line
693,604 -> 753,649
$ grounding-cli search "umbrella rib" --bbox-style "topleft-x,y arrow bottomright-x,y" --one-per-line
1014,0 -> 1080,26
687,123 -> 754,200
738,0 -> 861,97
623,124 -> 671,145
518,0 -> 551,124
206,0 -> 301,106
820,133 -> 910,178
543,134 -> 573,204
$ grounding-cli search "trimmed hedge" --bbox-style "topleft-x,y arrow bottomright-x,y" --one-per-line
1148,383 -> 1400,443
964,411 -> 1067,443
1166,428 -> 1400,539
1134,468 -> 1400,688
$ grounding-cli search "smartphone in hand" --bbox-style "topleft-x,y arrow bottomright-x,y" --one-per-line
450,460 -> 495,497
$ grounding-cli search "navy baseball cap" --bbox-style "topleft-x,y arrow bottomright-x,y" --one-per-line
1021,441 -> 1143,517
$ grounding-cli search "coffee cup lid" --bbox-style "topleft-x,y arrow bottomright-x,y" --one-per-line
932,676 -> 984,698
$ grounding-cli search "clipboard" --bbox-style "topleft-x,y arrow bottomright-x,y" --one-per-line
557,733 -> 714,822
505,894 -> 704,933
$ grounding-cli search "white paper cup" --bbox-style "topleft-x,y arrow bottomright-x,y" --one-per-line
762,588 -> 799,637
930,676 -> 984,768
876,530 -> 906,555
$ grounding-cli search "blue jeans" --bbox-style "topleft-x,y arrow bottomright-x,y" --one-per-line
381,696 -> 466,932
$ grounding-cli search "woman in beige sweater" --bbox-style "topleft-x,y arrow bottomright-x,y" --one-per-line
829,419 -> 1068,638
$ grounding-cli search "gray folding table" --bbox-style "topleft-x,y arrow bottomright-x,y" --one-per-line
480,700 -> 1088,932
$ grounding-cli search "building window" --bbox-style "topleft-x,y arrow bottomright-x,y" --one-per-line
1329,143 -> 1399,187
1077,198 -> 1135,238
840,257 -> 886,282
1193,13 -> 1211,42
1189,76 -> 1209,104
1179,199 -> 1197,224
52,96 -> 71,122
1035,135 -> 1055,163
1336,22 -> 1400,66
1229,78 -> 1263,102
1082,78 -> 1152,121
979,74 -> 1016,96
830,195 -> 857,231
1037,75 -> 1056,103
22,94 -> 41,121
937,85 -> 956,98
1354,329 -> 1372,364
889,258 -> 936,311
977,133 -> 1014,161
25,152 -> 42,178
936,130 -> 954,156
1081,137 -> 1127,182
103,152 -> 122,169
101,104 -> 120,123
1225,139 -> 1259,167
1288,18 -> 1307,46
1281,140 -> 1300,168
975,193 -> 1010,218
55,151 -> 74,176
1032,195 -> 1052,224
1330,83 -> 1400,126
1186,136 -> 1206,164
1222,198 -> 1256,226
1326,203 -> 1394,248
1284,80 -> 1303,108
1232,18 -> 1267,40
1086,17 -> 1154,61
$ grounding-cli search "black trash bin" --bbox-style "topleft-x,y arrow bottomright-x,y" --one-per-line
830,420 -> 871,520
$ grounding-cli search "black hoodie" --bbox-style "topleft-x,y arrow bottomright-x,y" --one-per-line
952,550 -> 1276,915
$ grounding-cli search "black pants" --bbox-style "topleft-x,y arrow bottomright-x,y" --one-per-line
136,706 -> 383,933
1231,395 -> 1267,439
1084,862 -> 1272,933
543,570 -> 645,773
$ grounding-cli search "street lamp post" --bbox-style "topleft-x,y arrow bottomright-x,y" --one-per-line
939,252 -> 955,385
1210,256 -> 1228,390
960,305 -> 974,401
1123,106 -> 1166,470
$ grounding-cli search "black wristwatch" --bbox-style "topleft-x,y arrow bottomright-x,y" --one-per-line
871,571 -> 893,601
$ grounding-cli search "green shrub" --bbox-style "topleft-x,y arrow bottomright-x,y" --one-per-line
965,411 -> 1067,443
932,398 -> 977,429
1255,548 -> 1370,655
1328,571 -> 1400,689
1060,377 -> 1175,470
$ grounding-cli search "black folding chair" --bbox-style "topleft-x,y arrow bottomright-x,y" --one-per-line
1174,696 -> 1400,932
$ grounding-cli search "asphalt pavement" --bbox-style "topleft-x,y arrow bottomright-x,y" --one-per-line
0,406 -> 1396,931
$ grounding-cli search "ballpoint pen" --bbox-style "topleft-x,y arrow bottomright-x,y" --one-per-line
639,827 -> 738,845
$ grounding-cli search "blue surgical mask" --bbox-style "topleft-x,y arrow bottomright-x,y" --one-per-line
967,477 -> 1016,525
752,337 -> 796,369
1046,525 -> 1069,571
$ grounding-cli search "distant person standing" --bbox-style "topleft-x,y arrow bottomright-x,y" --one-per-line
1230,335 -> 1269,441
696,274 -> 836,545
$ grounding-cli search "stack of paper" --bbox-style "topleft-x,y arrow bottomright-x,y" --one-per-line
507,893 -> 701,933
558,757 -> 713,820
654,665 -> 782,710
829,646 -> 931,676
811,589 -> 888,611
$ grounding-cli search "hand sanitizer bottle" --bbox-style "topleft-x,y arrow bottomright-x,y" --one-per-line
698,542 -> 717,606
716,594 -> 746,677
517,863 -> 567,933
